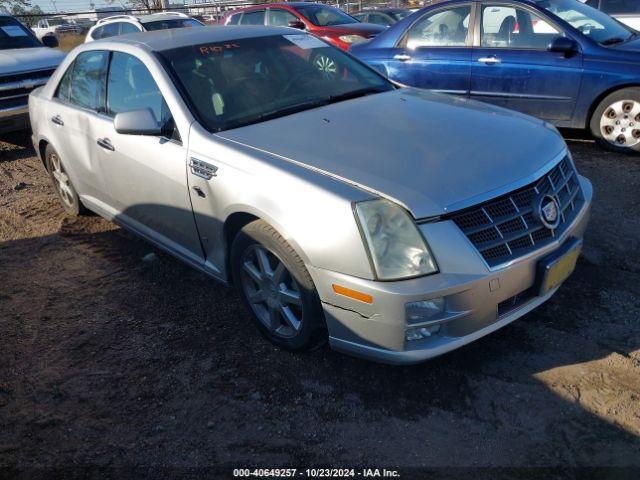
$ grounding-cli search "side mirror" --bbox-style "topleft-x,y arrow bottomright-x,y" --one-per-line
114,109 -> 164,136
41,35 -> 59,48
288,20 -> 306,30
548,37 -> 578,55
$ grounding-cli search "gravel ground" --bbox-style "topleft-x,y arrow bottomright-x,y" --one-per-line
0,129 -> 639,477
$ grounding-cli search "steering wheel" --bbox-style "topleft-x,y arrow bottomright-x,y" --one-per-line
281,70 -> 319,95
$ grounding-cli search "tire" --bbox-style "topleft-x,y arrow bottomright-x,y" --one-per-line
44,144 -> 88,216
231,220 -> 326,351
590,87 -> 640,154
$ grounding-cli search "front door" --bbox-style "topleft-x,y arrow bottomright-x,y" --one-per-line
92,51 -> 204,265
385,4 -> 474,95
470,3 -> 583,122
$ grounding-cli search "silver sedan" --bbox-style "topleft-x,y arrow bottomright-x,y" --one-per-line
29,26 -> 592,364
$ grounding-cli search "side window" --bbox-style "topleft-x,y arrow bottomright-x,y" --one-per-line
227,13 -> 240,25
240,10 -> 265,25
91,26 -> 103,40
268,8 -> 298,26
405,6 -> 471,48
55,64 -> 73,101
481,5 -> 560,49
68,50 -> 109,111
106,52 -> 172,129
100,22 -> 120,39
369,13 -> 394,27
120,22 -> 140,34
352,13 -> 366,22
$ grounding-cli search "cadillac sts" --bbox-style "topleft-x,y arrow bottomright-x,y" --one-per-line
29,27 -> 592,364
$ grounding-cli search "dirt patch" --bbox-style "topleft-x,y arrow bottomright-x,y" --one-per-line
0,130 -> 639,473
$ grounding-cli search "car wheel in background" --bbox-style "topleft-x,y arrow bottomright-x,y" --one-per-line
590,87 -> 640,154
231,219 -> 326,351
44,145 -> 88,216
310,51 -> 339,80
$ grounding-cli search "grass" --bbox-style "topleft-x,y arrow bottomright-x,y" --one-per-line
57,34 -> 86,53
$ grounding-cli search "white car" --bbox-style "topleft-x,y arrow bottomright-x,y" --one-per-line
85,12 -> 203,42
583,0 -> 640,30
32,17 -> 80,40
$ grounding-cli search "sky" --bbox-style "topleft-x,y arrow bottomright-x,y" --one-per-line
30,0 -> 130,14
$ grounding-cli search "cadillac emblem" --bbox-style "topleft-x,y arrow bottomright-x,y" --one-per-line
537,195 -> 561,230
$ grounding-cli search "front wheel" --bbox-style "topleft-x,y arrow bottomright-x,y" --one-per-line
231,220 -> 326,351
590,88 -> 640,153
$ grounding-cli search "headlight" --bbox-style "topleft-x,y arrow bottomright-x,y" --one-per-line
339,34 -> 367,44
354,199 -> 438,280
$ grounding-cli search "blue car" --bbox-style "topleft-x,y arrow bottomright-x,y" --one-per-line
350,0 -> 640,153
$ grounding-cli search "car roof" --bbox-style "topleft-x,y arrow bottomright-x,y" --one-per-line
93,25 -> 296,51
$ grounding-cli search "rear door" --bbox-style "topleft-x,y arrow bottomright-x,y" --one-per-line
384,3 -> 474,95
470,3 -> 583,122
45,50 -> 110,203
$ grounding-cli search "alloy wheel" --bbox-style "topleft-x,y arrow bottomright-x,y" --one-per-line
313,54 -> 338,80
600,99 -> 640,148
240,245 -> 304,339
50,153 -> 75,208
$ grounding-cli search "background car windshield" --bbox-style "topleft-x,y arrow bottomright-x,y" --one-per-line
161,35 -> 393,132
144,18 -> 202,31
296,5 -> 357,26
392,9 -> 415,20
536,0 -> 632,44
0,17 -> 41,50
47,18 -> 66,26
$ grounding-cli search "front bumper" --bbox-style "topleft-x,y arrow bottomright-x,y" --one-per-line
308,176 -> 593,365
0,105 -> 29,134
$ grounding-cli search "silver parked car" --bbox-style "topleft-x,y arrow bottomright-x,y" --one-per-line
29,27 -> 592,364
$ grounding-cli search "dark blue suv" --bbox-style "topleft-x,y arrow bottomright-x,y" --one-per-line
351,0 -> 640,153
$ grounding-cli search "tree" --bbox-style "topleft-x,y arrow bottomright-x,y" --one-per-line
11,4 -> 43,27
0,0 -> 31,12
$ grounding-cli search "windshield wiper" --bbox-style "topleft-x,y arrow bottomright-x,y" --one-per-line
220,99 -> 330,131
601,37 -> 626,46
326,87 -> 388,105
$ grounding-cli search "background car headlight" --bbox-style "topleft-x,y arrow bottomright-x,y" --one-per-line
338,34 -> 367,44
354,199 -> 438,280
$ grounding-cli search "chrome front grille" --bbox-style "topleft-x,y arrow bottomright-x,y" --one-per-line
0,69 -> 55,108
450,157 -> 584,267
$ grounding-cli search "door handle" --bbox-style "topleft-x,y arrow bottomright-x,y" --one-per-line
192,186 -> 206,198
96,137 -> 115,151
51,115 -> 64,126
393,53 -> 412,62
478,56 -> 501,65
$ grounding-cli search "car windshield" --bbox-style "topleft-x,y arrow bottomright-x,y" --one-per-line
295,5 -> 358,26
48,18 -> 66,26
536,0 -> 633,45
0,17 -> 42,50
143,18 -> 203,31
160,34 -> 393,132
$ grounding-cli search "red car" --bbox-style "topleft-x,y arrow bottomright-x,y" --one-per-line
223,2 -> 384,51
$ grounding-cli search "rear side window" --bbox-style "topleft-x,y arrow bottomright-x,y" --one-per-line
90,26 -> 103,39
120,22 -> 140,34
106,52 -> 172,128
240,10 -> 265,25
227,13 -> 241,25
600,0 -> 640,14
405,6 -> 471,48
57,51 -> 109,111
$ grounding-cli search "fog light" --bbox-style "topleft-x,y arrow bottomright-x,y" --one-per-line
406,298 -> 445,324
405,324 -> 441,342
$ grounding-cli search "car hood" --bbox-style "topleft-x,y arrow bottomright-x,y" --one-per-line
217,88 -> 567,219
319,22 -> 385,36
0,47 -> 65,76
